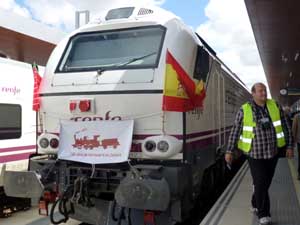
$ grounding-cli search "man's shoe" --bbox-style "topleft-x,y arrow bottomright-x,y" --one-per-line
259,217 -> 271,225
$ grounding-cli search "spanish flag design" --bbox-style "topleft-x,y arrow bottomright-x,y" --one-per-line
162,50 -> 206,112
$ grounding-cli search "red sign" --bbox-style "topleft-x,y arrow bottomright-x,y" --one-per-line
72,134 -> 120,150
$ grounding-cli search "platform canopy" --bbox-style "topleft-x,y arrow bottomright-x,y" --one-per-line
0,8 -> 66,66
244,0 -> 300,107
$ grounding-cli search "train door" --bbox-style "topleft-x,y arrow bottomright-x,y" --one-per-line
211,70 -> 217,140
216,69 -> 226,153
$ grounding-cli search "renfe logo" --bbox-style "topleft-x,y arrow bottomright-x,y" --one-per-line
71,111 -> 122,122
1,86 -> 21,95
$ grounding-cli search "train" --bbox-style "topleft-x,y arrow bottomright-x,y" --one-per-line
0,58 -> 42,216
3,5 -> 250,225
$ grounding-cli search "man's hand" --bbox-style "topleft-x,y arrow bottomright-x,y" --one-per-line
225,152 -> 233,165
286,148 -> 294,158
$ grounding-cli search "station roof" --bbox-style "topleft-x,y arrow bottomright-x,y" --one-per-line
0,8 -> 66,66
244,0 -> 300,106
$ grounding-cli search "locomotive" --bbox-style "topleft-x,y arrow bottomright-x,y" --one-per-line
4,5 -> 250,225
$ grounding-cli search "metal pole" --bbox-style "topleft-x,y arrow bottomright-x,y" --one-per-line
75,10 -> 90,29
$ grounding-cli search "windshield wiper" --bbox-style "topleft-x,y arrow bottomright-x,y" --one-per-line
116,52 -> 157,67
66,52 -> 157,74
95,52 -> 157,76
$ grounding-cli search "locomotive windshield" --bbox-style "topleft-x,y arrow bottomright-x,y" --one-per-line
56,26 -> 166,73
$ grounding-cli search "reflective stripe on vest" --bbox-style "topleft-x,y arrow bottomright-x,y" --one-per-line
237,99 -> 286,153
237,103 -> 256,152
266,99 -> 286,148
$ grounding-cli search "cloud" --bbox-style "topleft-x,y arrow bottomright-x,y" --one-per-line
196,0 -> 268,92
1,0 -> 264,92
24,0 -> 76,31
23,0 -> 165,31
0,0 -> 30,17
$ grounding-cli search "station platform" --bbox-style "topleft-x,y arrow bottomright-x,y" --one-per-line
2,158 -> 299,225
200,157 -> 300,225
0,207 -> 81,225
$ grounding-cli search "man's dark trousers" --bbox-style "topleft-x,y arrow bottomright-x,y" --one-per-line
248,155 -> 278,219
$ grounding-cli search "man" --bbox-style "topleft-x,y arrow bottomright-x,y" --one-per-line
225,83 -> 293,225
292,112 -> 300,180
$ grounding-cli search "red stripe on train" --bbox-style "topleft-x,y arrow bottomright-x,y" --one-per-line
0,145 -> 36,153
0,152 -> 33,163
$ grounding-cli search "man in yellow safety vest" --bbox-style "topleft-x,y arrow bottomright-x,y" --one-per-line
225,83 -> 293,225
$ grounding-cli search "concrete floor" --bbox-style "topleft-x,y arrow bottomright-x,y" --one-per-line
200,157 -> 300,225
0,206 -> 82,225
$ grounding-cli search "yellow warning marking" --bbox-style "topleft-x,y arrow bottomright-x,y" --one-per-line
288,159 -> 300,206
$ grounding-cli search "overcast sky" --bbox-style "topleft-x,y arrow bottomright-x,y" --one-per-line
0,0 -> 268,92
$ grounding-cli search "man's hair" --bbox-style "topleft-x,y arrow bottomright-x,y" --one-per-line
251,82 -> 266,93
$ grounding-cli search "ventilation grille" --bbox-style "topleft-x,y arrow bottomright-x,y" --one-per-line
67,166 -> 123,186
138,8 -> 154,16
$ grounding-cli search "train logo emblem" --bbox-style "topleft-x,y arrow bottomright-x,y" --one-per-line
72,134 -> 120,150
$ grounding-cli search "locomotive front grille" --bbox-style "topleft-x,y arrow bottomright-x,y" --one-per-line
66,166 -> 126,193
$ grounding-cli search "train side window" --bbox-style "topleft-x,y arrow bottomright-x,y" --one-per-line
0,104 -> 22,140
193,46 -> 210,82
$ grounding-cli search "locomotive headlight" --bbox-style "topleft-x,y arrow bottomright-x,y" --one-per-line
142,135 -> 182,159
39,138 -> 49,148
38,133 -> 60,155
144,140 -> 156,152
50,138 -> 59,148
157,140 -> 169,152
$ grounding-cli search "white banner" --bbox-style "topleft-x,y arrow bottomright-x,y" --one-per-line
58,120 -> 134,164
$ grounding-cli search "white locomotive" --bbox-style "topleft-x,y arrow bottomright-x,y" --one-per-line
4,5 -> 250,225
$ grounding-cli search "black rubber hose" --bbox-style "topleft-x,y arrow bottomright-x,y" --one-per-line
50,198 -> 68,224
111,200 -> 118,221
117,207 -> 125,225
51,185 -> 74,224
61,186 -> 75,220
58,196 -> 65,215
60,198 -> 69,221
127,208 -> 132,225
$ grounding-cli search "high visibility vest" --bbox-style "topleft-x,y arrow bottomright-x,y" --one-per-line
237,99 -> 286,152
